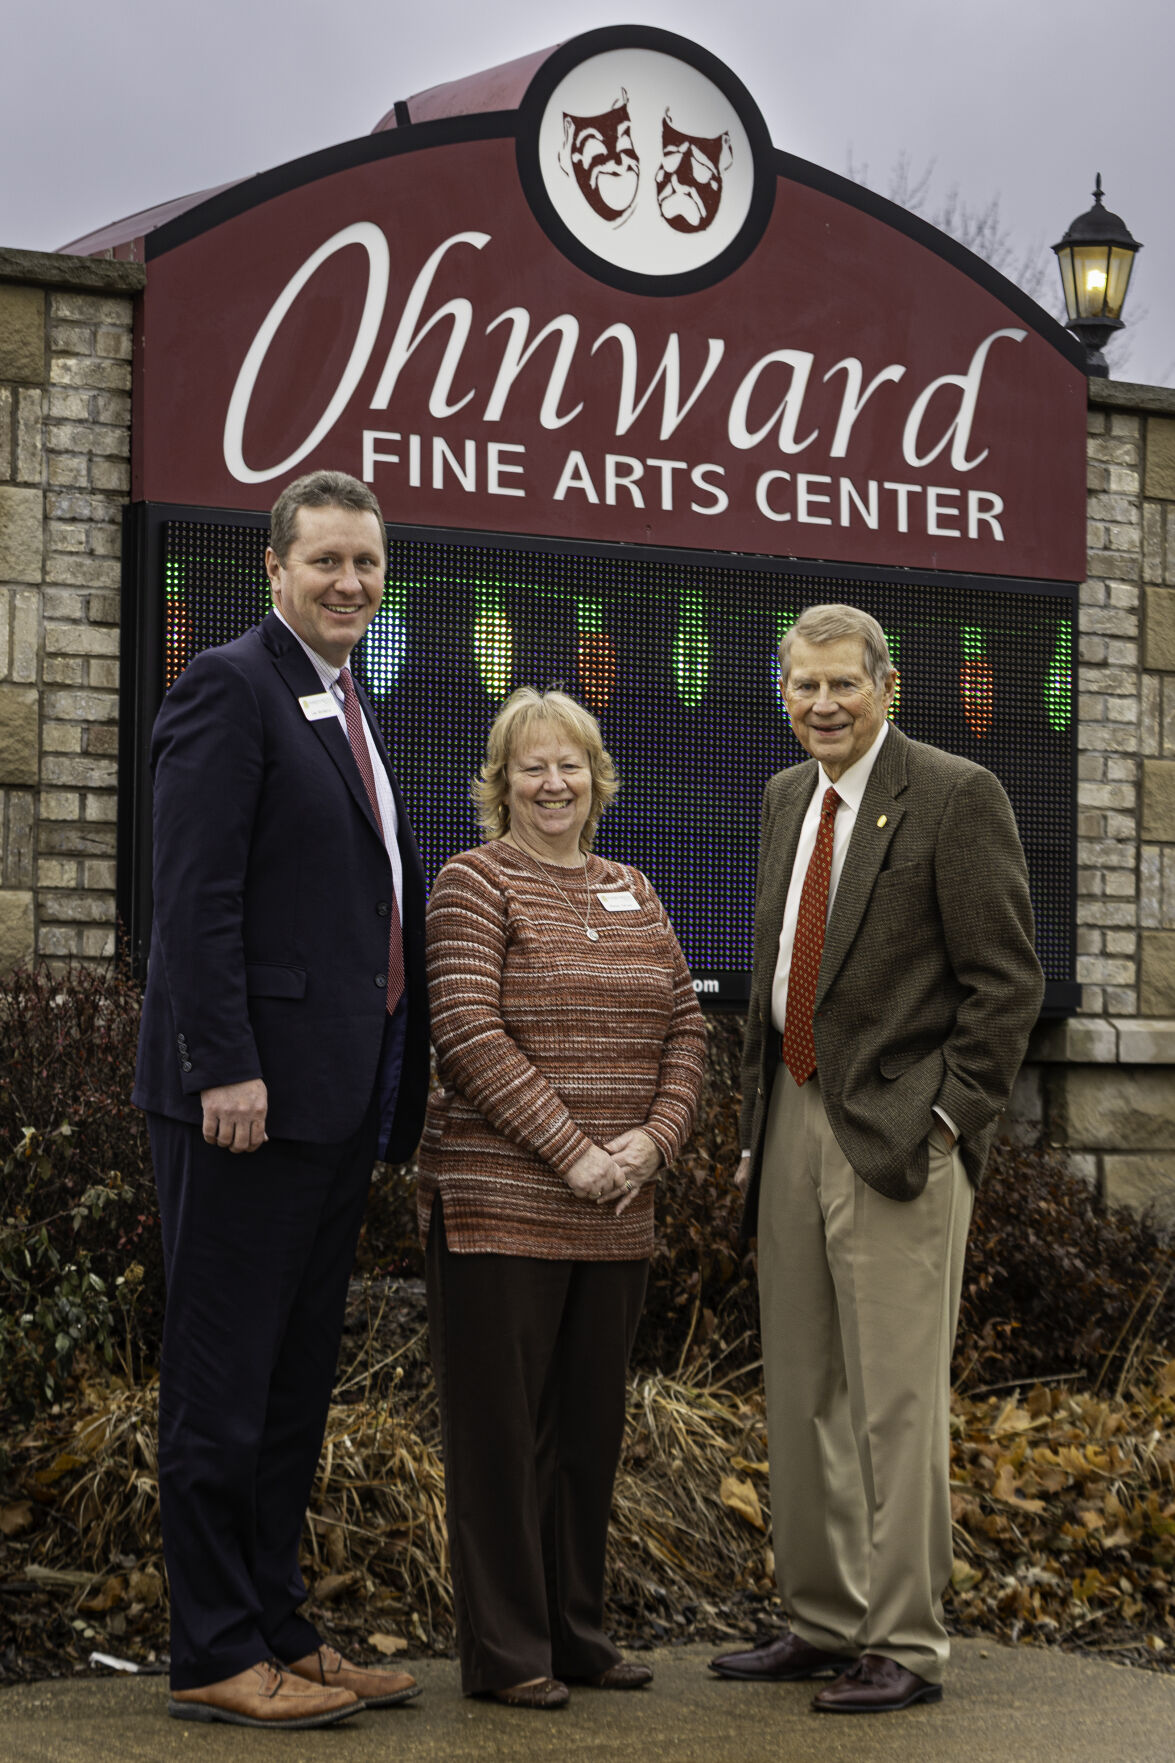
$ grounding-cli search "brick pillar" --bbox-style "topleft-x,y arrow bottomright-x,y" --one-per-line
1029,381 -> 1175,1225
0,250 -> 144,971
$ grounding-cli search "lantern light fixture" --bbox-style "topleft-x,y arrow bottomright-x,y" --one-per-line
1053,175 -> 1142,378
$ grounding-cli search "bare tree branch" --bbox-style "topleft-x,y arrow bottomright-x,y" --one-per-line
845,150 -> 1142,375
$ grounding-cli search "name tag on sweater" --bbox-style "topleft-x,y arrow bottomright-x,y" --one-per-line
598,890 -> 639,911
299,692 -> 337,722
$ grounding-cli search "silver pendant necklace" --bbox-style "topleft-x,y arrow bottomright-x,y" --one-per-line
507,839 -> 598,940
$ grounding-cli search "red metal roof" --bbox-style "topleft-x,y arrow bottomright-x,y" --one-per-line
60,46 -> 560,260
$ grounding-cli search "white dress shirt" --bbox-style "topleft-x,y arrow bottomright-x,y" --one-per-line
770,720 -> 890,1034
275,609 -> 403,917
767,719 -> 957,1142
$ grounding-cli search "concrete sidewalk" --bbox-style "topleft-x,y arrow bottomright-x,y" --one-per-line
2,1640 -> 1173,1763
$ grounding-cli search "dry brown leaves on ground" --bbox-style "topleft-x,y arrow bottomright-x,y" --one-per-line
948,1365 -> 1175,1658
3,1352 -> 1175,1676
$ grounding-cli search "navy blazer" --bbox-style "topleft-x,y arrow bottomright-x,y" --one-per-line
133,612 -> 429,1164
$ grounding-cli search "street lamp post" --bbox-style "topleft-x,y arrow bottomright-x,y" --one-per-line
1052,175 -> 1142,378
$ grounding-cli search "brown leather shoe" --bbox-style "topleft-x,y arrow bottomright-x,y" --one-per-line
709,1632 -> 856,1681
168,1659 -> 360,1727
286,1643 -> 421,1708
490,1676 -> 570,1709
812,1653 -> 942,1713
581,1660 -> 653,1689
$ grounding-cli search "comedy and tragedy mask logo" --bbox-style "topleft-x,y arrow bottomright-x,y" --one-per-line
559,90 -> 641,225
655,111 -> 733,233
532,39 -> 762,283
558,91 -> 734,233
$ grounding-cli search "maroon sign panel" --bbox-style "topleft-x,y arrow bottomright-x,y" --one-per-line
133,29 -> 1087,582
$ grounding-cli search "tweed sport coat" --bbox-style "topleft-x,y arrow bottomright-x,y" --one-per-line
739,724 -> 1044,1231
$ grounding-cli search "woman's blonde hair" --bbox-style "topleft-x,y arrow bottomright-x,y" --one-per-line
473,687 -> 619,850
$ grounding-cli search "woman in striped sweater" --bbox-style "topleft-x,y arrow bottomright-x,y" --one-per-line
419,687 -> 706,1710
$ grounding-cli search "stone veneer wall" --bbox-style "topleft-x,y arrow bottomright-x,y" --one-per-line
1021,377 -> 1175,1221
0,248 -> 144,969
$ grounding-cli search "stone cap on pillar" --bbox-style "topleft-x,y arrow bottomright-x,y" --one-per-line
1029,1017 -> 1175,1063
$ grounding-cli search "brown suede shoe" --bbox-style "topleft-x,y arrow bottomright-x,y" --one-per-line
168,1659 -> 360,1727
812,1653 -> 943,1713
286,1643 -> 421,1708
709,1632 -> 856,1681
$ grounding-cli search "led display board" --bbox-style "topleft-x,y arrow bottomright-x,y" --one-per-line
123,510 -> 1076,1008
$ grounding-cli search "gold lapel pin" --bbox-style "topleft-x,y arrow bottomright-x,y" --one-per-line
877,814 -> 888,828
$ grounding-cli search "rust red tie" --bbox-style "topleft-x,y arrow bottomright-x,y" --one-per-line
339,666 -> 404,1016
782,786 -> 840,1086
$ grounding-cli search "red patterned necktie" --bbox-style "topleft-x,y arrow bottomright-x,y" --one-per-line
339,666 -> 404,1016
781,786 -> 841,1086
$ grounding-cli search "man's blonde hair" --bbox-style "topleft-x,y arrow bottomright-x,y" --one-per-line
779,603 -> 893,690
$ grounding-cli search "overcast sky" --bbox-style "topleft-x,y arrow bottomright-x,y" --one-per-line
4,0 -> 1171,385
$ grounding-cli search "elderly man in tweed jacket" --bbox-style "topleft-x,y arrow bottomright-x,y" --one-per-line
711,604 -> 1043,1713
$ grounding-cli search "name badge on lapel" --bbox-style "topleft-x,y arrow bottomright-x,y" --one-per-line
599,890 -> 639,912
299,692 -> 337,722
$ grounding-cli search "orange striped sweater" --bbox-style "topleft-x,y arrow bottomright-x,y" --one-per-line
417,841 -> 707,1259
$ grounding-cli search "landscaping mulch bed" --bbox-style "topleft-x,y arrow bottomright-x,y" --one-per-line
3,1281 -> 1174,1686
5,967 -> 1175,1684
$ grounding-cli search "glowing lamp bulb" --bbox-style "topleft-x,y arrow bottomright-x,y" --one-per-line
1044,626 -> 1072,733
363,607 -> 407,697
959,627 -> 994,738
672,592 -> 709,709
474,609 -> 513,703
577,633 -> 616,711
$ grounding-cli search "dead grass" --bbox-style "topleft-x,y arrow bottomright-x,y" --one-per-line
4,1332 -> 1175,1674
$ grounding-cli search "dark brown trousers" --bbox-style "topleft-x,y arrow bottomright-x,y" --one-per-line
426,1201 -> 648,1694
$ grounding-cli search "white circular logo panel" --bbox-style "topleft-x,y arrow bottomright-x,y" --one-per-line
537,48 -> 755,279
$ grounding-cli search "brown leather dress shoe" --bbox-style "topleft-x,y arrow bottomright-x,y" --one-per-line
286,1643 -> 421,1708
490,1676 -> 570,1709
168,1659 -> 360,1727
812,1653 -> 943,1713
709,1632 -> 857,1681
580,1660 -> 654,1689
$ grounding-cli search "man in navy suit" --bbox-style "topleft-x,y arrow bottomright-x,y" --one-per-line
134,470 -> 430,1728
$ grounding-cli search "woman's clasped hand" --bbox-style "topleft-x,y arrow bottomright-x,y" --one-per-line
564,1128 -> 661,1212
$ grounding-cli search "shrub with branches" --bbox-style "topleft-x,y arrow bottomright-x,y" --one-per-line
3,961 -> 1175,1418
0,964 -> 160,1415
957,1141 -> 1175,1391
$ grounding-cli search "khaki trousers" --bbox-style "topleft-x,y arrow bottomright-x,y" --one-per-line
757,1066 -> 972,1683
